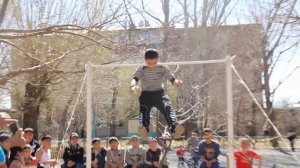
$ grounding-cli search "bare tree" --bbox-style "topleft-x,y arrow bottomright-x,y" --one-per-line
248,0 -> 299,135
0,0 -> 127,138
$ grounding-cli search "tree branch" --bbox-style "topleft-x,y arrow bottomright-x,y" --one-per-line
0,0 -> 9,26
271,66 -> 300,95
269,41 -> 299,75
0,45 -> 88,86
140,0 -> 164,25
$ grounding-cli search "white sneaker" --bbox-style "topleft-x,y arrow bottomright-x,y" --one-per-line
138,126 -> 148,139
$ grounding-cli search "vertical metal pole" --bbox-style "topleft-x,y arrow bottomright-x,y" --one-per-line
226,56 -> 235,168
86,62 -> 92,168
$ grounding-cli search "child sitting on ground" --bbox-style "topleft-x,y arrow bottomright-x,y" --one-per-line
92,137 -> 106,168
125,135 -> 145,168
106,137 -> 125,168
144,137 -> 162,168
23,144 -> 38,168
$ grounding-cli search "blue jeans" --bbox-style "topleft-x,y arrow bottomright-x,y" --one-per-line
178,156 -> 185,162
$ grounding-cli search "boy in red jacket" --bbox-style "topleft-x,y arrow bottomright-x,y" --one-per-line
234,138 -> 262,168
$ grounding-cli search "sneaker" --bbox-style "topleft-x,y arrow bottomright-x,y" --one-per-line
173,125 -> 185,139
138,126 -> 148,139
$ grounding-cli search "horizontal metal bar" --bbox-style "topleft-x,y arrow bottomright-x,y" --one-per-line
91,59 -> 226,68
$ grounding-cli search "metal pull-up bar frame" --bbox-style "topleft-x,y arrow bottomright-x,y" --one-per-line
85,56 -> 234,168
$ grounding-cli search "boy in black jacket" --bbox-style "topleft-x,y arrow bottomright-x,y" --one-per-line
62,133 -> 85,168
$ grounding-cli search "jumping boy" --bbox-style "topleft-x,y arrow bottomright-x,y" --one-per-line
130,49 -> 184,139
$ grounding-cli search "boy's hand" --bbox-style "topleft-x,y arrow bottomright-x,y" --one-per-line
153,161 -> 160,168
67,161 -> 75,167
92,161 -> 98,168
130,85 -> 141,95
0,112 -> 18,127
10,128 -> 26,148
132,163 -> 138,168
174,79 -> 183,88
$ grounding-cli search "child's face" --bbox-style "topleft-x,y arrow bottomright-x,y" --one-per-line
109,141 -> 119,149
203,132 -> 212,141
92,141 -> 101,149
70,137 -> 79,145
0,139 -> 11,151
130,138 -> 140,147
240,141 -> 251,150
24,132 -> 34,141
23,148 -> 32,159
145,58 -> 158,68
148,140 -> 157,149
42,139 -> 51,148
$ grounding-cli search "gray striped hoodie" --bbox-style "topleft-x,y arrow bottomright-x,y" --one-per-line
133,65 -> 176,91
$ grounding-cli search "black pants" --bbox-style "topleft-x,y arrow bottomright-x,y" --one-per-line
290,139 -> 295,151
139,90 -> 177,129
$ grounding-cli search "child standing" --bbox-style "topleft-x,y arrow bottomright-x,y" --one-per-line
234,138 -> 262,168
287,129 -> 296,152
131,49 -> 184,139
176,145 -> 188,163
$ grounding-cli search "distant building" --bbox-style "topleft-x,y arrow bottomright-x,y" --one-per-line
95,117 -> 157,138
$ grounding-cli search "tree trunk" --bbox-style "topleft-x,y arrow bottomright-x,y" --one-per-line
183,0 -> 189,28
262,55 -> 275,135
110,87 -> 118,136
162,0 -> 170,61
23,73 -> 48,139
251,101 -> 257,136
193,0 -> 197,27
58,87 -> 77,142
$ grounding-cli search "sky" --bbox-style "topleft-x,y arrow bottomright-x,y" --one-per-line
271,49 -> 300,106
